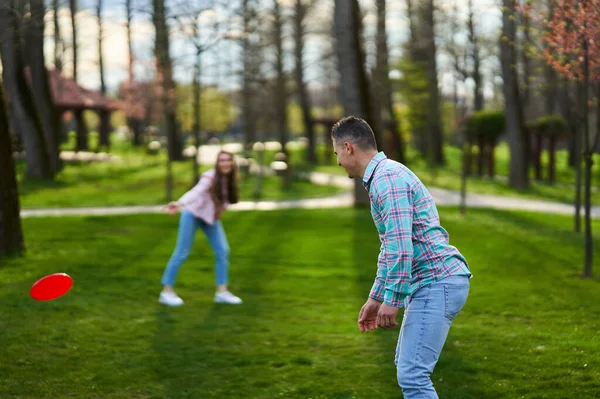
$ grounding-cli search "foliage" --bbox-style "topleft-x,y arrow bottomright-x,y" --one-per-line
531,114 -> 567,137
396,56 -> 430,135
539,0 -> 600,81
466,110 -> 505,141
175,85 -> 236,133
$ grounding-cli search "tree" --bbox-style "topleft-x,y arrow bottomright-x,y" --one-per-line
53,0 -> 63,72
422,0 -> 444,165
70,0 -> 78,82
240,0 -> 259,160
0,0 -> 54,180
334,0 -> 376,206
153,0 -> 183,163
374,0 -> 406,163
501,0 -> 529,189
28,0 -> 62,172
294,0 -> 316,164
540,0 -> 600,277
272,0 -> 291,189
0,80 -> 25,257
97,0 -> 110,150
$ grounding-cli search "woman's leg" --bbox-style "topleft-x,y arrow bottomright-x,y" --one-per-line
200,220 -> 230,289
161,210 -> 198,289
200,220 -> 242,304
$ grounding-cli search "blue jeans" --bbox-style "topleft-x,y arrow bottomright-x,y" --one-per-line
161,210 -> 230,287
395,275 -> 470,398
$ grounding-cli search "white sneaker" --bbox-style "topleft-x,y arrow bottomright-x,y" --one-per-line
214,290 -> 243,304
159,291 -> 184,306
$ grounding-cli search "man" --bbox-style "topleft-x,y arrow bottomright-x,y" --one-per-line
331,116 -> 472,398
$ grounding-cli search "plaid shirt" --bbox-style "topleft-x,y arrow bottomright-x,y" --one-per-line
363,152 -> 471,308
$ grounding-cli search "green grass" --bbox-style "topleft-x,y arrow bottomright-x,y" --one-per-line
1,208 -> 599,398
297,143 -> 600,206
17,143 -> 345,209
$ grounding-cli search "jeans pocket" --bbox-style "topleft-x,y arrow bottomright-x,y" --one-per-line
444,284 -> 469,321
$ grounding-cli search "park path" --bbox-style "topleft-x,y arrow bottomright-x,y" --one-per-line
20,170 -> 600,219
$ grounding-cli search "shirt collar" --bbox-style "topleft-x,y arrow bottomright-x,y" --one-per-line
362,152 -> 387,186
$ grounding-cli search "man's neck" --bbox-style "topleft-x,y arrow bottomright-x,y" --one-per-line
357,150 -> 379,180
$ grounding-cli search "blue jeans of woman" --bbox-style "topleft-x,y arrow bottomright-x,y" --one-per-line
161,210 -> 229,287
395,275 -> 470,398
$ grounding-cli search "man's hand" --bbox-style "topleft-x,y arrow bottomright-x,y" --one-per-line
164,202 -> 181,215
358,298 -> 381,333
376,304 -> 400,330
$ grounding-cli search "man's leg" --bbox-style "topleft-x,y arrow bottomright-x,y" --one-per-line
395,276 -> 470,398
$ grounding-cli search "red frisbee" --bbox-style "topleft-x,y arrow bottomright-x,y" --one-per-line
30,273 -> 73,301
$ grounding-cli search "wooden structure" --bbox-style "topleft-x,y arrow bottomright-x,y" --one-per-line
46,69 -> 120,151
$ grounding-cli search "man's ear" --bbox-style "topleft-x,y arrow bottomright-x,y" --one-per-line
344,141 -> 353,154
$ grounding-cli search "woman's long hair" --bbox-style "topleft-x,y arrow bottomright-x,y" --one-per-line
210,151 -> 239,205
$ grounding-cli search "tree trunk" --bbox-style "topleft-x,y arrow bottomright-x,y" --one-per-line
0,81 -> 25,257
502,0 -> 529,189
98,0 -> 106,95
376,0 -> 405,163
74,109 -> 88,151
488,140 -> 496,178
193,50 -> 201,184
544,66 -> 557,115
29,0 -> 62,173
273,0 -> 290,189
126,0 -> 134,83
468,0 -> 483,111
573,82 -> 584,233
96,0 -> 113,150
582,42 -> 592,277
70,0 -> 78,82
294,0 -> 316,165
98,111 -> 110,150
521,12 -> 531,120
422,0 -> 444,165
460,139 -> 470,215
335,0 -> 376,206
0,3 -> 54,180
406,0 -> 428,158
153,0 -> 182,162
534,133 -> 542,180
548,136 -> 556,184
477,138 -> 484,177
53,0 -> 63,72
242,0 -> 256,163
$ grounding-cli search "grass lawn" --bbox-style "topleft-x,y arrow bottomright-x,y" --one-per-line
16,145 -> 345,209
1,208 -> 599,398
297,143 -> 600,206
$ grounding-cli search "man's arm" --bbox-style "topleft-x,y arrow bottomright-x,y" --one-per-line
379,181 -> 414,308
369,243 -> 386,303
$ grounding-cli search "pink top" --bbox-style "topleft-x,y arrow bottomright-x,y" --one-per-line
177,169 -> 230,225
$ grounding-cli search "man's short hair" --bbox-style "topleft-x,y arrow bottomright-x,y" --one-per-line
330,116 -> 377,151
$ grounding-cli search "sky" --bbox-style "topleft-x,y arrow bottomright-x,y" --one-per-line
44,0 -> 502,101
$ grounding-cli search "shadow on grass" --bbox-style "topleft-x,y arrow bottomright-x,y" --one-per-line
351,207 -> 498,398
151,211 -> 284,398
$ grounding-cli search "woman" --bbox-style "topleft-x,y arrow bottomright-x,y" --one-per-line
159,150 -> 243,306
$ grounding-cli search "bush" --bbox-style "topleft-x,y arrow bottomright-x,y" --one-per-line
466,110 -> 505,141
532,114 -> 567,137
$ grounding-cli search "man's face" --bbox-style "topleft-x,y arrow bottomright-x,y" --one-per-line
333,139 -> 357,178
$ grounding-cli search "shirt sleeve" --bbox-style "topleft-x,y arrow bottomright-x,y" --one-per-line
369,243 -> 387,302
177,173 -> 212,206
379,181 -> 414,308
